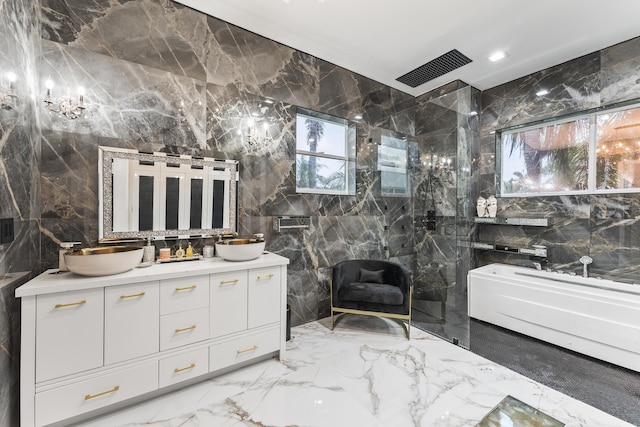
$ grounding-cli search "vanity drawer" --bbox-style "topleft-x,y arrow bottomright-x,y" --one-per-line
104,281 -> 160,365
36,288 -> 104,383
159,347 -> 209,388
210,271 -> 248,338
209,326 -> 280,373
35,361 -> 157,427
160,275 -> 209,315
160,307 -> 210,351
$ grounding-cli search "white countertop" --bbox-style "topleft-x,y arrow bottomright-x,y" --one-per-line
15,252 -> 289,298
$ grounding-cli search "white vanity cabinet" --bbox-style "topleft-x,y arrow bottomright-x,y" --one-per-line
16,253 -> 289,427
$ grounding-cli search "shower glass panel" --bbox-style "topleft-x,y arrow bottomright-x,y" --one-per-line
411,86 -> 476,348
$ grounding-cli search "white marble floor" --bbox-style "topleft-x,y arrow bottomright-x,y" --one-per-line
74,316 -> 632,427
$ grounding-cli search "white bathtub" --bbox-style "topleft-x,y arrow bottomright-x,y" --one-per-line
468,263 -> 640,372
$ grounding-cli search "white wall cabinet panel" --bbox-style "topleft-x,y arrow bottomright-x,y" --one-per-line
35,288 -> 104,383
104,281 -> 160,365
210,271 -> 248,337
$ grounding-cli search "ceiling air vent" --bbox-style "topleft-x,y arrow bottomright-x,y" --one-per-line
396,49 -> 472,88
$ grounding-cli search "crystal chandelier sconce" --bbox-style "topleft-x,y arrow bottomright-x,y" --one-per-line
0,72 -> 17,110
44,79 -> 86,119
423,154 -> 452,171
239,117 -> 272,146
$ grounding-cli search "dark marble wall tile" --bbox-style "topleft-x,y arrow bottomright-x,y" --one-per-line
477,41 -> 640,284
40,40 -> 207,147
600,36 -> 640,104
480,52 -> 601,132
41,0 -> 209,81
1,0 -> 41,423
206,16 -> 319,110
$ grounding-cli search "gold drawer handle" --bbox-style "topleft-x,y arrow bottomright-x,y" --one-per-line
174,363 -> 196,373
220,279 -> 239,285
55,300 -> 86,309
175,285 -> 197,291
120,292 -> 145,299
85,385 -> 119,400
237,345 -> 258,354
175,325 -> 196,333
257,274 -> 274,280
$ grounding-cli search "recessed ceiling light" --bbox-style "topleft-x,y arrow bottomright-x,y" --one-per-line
489,51 -> 508,62
536,89 -> 549,97
469,111 -> 478,116
354,115 -> 363,120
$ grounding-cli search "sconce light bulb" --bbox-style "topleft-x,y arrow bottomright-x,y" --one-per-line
262,122 -> 269,131
77,86 -> 85,96
45,79 -> 54,90
6,72 -> 16,83
247,118 -> 254,127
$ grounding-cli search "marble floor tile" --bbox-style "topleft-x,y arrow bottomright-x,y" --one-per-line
74,316 -> 633,427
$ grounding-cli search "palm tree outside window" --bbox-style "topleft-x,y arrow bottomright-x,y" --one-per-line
295,108 -> 356,195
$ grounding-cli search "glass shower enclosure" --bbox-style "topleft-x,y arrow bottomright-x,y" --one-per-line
409,85 -> 479,348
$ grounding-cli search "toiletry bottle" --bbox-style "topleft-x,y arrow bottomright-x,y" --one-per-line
175,244 -> 185,258
186,242 -> 193,258
143,237 -> 155,263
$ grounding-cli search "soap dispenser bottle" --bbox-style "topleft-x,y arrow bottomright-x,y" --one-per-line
58,242 -> 80,272
143,237 -> 155,263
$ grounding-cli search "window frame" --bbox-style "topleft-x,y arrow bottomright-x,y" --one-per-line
496,99 -> 640,197
295,108 -> 356,196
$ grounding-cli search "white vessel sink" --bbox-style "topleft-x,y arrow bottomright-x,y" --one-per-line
64,246 -> 144,276
215,239 -> 265,261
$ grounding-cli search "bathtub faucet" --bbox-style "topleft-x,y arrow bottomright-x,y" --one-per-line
579,255 -> 593,278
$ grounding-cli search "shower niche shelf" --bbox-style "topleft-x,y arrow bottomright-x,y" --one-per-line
465,241 -> 548,258
473,217 -> 548,226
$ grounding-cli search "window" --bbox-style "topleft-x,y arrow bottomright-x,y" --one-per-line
295,108 -> 355,195
378,134 -> 409,195
498,102 -> 640,196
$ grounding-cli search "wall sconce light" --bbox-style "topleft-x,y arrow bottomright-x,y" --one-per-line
0,72 -> 17,110
238,116 -> 272,147
423,154 -> 452,171
44,79 -> 86,119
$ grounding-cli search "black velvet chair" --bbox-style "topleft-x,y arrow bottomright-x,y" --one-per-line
331,259 -> 413,339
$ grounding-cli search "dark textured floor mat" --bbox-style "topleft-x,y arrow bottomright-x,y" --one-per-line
469,320 -> 640,426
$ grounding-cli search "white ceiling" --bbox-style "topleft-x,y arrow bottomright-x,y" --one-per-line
175,0 -> 640,97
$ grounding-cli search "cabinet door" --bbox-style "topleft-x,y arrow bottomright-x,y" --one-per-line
248,267 -> 281,329
210,271 -> 248,337
104,281 -> 160,365
36,288 -> 104,383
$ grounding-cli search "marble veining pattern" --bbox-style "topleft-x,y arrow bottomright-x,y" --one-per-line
73,317 -> 632,427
